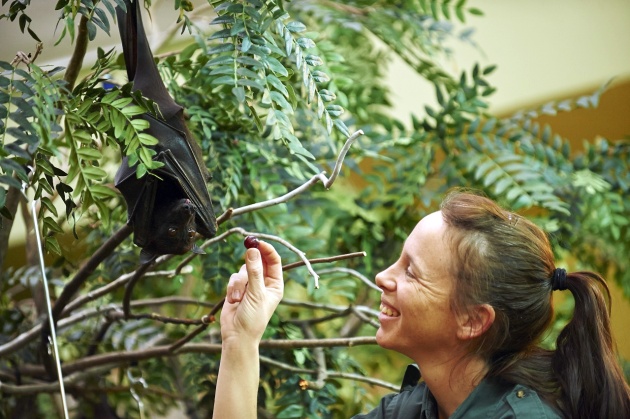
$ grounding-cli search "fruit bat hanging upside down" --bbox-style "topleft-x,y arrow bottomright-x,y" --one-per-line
115,0 -> 217,264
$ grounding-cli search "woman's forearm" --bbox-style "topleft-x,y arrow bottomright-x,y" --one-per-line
213,340 -> 261,419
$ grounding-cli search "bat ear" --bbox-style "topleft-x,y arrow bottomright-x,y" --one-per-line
191,244 -> 205,255
139,248 -> 158,264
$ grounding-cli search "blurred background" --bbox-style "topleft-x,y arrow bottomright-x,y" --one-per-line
1,0 -> 629,415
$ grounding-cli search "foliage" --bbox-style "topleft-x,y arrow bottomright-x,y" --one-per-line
0,0 -> 628,417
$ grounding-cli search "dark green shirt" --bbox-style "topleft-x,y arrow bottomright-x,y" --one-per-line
353,365 -> 562,419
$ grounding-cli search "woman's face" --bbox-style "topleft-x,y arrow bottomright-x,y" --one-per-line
375,211 -> 461,361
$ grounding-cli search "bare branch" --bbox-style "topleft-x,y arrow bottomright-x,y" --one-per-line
301,326 -> 328,390
259,356 -> 398,392
0,277 -> 196,358
281,299 -> 380,319
215,130 -> 363,224
323,129 -> 364,189
151,3 -> 215,51
52,224 -> 133,321
282,251 -> 366,271
318,267 -> 381,292
16,337 -> 377,379
62,266 -> 191,318
170,251 -> 368,348
122,261 -> 156,318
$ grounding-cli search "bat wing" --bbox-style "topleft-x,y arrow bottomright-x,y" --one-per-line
115,0 -> 217,249
114,116 -> 217,244
142,111 -> 217,239
114,156 -> 157,248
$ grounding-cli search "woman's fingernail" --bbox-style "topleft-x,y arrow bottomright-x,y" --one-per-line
247,248 -> 260,261
232,290 -> 241,301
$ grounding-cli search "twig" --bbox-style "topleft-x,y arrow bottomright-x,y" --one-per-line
259,356 -> 398,392
287,308 -> 353,326
215,130 -> 363,224
171,250 -> 367,349
51,224 -> 133,322
61,266 -> 191,318
281,299 -> 380,319
282,252 -> 366,271
348,306 -> 381,329
317,267 -> 381,292
151,3 -> 215,50
10,43 -> 43,69
122,260 -> 155,318
16,337 -> 377,379
40,224 -> 133,377
181,227 -> 323,288
2,339 -> 390,396
301,326 -> 328,390
323,129 -> 364,188
168,299 -> 223,352
0,283 -> 197,358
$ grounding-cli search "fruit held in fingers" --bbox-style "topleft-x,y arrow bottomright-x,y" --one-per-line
244,236 -> 259,249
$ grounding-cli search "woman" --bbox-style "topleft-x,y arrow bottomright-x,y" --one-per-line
213,191 -> 630,418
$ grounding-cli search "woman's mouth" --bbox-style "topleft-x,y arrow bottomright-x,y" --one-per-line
380,303 -> 400,317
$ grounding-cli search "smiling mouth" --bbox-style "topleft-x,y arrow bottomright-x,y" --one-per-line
380,303 -> 401,317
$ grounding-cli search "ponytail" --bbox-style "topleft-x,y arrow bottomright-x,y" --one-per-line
439,191 -> 630,418
552,271 -> 630,418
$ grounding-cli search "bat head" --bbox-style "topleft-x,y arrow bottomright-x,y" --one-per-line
139,198 -> 205,264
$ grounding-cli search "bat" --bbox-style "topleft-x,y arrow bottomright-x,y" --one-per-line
115,0 -> 217,263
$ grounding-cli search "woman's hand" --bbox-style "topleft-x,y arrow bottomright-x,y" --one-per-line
212,241 -> 283,419
220,240 -> 284,345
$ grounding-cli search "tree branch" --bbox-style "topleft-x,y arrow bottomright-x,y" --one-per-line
215,130 -> 363,224
318,267 -> 381,292
0,184 -> 21,269
15,337 -> 377,379
259,355 -> 398,392
63,14 -> 90,91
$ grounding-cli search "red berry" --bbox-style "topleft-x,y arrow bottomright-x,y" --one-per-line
244,235 -> 259,249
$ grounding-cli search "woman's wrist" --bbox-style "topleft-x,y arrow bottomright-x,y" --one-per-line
221,336 -> 260,353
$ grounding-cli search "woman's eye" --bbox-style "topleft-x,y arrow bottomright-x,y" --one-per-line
405,268 -> 414,278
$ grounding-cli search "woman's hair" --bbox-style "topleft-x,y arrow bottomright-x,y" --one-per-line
439,189 -> 630,418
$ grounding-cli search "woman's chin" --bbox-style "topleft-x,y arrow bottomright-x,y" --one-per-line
375,328 -> 394,350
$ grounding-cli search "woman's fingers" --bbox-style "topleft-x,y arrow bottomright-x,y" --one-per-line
227,264 -> 247,304
226,240 -> 282,304
257,241 -> 282,284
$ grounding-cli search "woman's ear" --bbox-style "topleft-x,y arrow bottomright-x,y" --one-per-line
456,304 -> 495,341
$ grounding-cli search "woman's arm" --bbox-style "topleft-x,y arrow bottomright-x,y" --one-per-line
212,241 -> 284,419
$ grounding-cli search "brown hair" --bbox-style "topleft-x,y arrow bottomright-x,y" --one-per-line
439,189 -> 630,418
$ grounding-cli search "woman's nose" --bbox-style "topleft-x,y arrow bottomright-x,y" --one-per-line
375,266 -> 396,292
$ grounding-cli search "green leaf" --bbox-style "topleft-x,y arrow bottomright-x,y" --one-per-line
76,147 -> 103,160
208,43 -> 235,55
297,37 -> 315,49
286,21 -> 307,33
304,54 -> 323,67
241,36 -> 252,52
325,105 -> 344,117
211,75 -> 236,86
265,56 -> 288,76
82,166 -> 108,179
266,74 -> 289,97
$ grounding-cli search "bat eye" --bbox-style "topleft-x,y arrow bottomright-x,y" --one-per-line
168,227 -> 178,237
